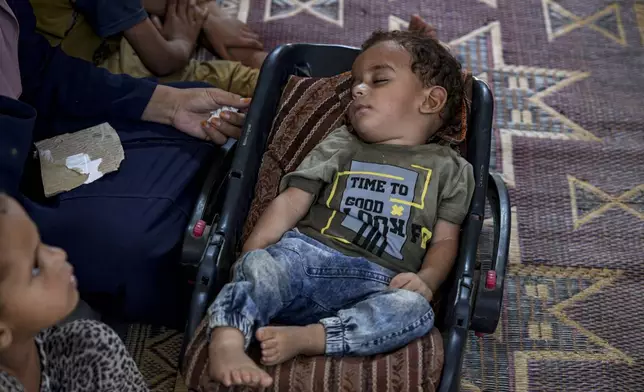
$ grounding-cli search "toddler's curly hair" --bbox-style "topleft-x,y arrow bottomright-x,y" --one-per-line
362,30 -> 464,129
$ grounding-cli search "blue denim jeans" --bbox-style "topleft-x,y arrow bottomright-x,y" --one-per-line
207,230 -> 435,356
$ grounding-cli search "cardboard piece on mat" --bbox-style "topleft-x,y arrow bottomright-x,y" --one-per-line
35,123 -> 124,197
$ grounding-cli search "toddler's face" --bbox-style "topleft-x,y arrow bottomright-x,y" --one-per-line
349,40 -> 434,145
0,195 -> 78,340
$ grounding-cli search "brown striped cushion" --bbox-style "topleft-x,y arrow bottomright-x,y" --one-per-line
182,317 -> 444,392
241,72 -> 354,243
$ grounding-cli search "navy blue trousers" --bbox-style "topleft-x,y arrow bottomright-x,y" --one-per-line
25,82 -> 215,327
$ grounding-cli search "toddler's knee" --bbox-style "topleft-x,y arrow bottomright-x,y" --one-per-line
394,289 -> 434,318
238,249 -> 278,278
392,290 -> 435,340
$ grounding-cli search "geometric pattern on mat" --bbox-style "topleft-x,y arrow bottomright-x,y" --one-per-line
444,21 -> 595,186
478,0 -> 498,9
388,15 -> 409,32
636,3 -> 644,45
461,265 -> 634,392
125,325 -> 187,392
568,176 -> 644,230
541,0 -> 627,46
263,0 -> 344,27
218,0 -> 250,23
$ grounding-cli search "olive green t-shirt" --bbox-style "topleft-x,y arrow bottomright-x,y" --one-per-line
279,126 -> 475,274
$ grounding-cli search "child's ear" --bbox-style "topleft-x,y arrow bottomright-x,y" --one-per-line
0,324 -> 13,351
420,86 -> 447,115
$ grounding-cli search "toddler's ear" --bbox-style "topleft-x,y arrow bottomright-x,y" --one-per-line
420,86 -> 447,115
0,323 -> 13,351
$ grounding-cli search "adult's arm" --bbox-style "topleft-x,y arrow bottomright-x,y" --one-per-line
8,0 -> 157,122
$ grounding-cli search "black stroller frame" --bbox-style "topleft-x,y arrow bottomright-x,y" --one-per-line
181,44 -> 511,392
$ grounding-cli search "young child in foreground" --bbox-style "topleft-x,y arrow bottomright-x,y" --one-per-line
0,194 -> 148,392
207,29 -> 475,388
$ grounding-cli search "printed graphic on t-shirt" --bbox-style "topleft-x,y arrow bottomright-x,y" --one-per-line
321,161 -> 433,259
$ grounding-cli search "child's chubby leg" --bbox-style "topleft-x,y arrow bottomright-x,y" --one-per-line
319,288 -> 434,356
251,237 -> 435,362
206,235 -> 303,387
256,289 -> 434,364
256,289 -> 434,365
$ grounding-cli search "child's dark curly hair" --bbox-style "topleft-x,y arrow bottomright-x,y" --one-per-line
362,30 -> 464,129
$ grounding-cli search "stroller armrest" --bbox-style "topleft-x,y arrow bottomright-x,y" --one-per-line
181,140 -> 236,268
438,173 -> 509,392
471,172 -> 511,334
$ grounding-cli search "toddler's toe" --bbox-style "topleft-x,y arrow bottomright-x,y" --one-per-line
231,369 -> 243,384
261,339 -> 278,349
256,327 -> 275,341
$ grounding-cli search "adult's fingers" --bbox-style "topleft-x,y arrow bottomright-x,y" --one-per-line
202,122 -> 229,145
208,117 -> 242,139
219,111 -> 245,127
206,89 -> 251,109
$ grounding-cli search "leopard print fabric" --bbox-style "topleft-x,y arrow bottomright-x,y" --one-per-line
0,319 -> 148,391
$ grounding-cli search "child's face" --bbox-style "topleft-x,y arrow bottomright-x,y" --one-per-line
0,195 -> 78,341
349,40 -> 445,145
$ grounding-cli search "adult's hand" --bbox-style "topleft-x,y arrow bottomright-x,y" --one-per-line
141,85 -> 251,144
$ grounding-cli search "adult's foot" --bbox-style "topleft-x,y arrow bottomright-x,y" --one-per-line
256,324 -> 326,366
208,327 -> 273,387
409,14 -> 438,39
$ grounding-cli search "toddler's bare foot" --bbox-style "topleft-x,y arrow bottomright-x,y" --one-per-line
256,324 -> 326,366
409,14 -> 438,39
208,327 -> 273,387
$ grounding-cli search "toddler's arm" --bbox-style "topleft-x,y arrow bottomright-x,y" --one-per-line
243,127 -> 354,253
418,158 -> 474,294
391,159 -> 474,299
416,219 -> 461,294
242,187 -> 315,253
124,0 -> 207,76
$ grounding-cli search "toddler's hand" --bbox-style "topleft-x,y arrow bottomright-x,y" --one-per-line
389,272 -> 433,302
154,0 -> 209,61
